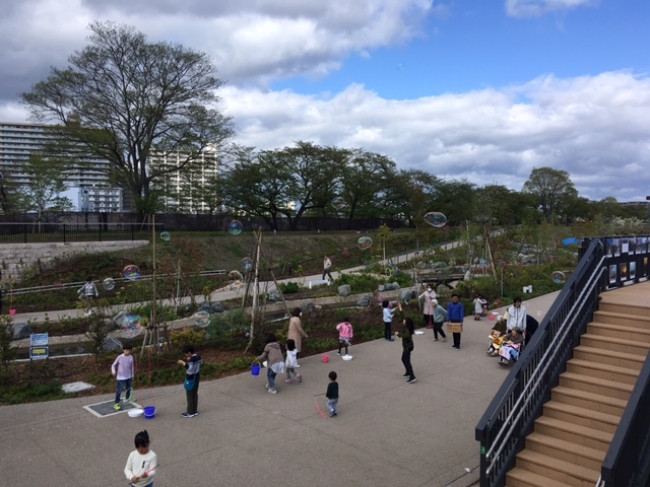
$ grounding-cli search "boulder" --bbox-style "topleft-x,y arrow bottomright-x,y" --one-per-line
356,296 -> 372,307
392,282 -> 401,290
12,322 -> 32,340
400,290 -> 417,303
337,284 -> 352,297
101,337 -> 124,352
378,284 -> 385,292
199,301 -> 226,314
266,290 -> 281,302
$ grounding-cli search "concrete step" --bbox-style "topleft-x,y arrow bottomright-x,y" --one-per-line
525,432 -> 605,472
573,345 -> 645,371
588,320 -> 650,343
515,450 -> 600,486
534,416 -> 614,452
566,358 -> 640,385
559,372 -> 633,401
507,467 -> 575,487
551,385 -> 627,416
579,333 -> 650,356
543,400 -> 620,434
592,310 -> 650,331
598,300 -> 650,320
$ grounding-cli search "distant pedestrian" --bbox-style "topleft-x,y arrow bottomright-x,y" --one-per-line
382,300 -> 396,341
322,255 -> 334,281
326,371 -> 339,417
285,339 -> 302,384
431,299 -> 448,342
395,316 -> 416,383
78,277 -> 99,316
124,430 -> 157,487
447,293 -> 465,351
255,333 -> 285,394
336,318 -> 354,356
288,307 -> 308,354
111,343 -> 134,411
473,294 -> 487,320
419,285 -> 437,328
177,345 -> 202,418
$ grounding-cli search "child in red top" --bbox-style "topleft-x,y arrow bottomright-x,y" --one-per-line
336,319 -> 354,356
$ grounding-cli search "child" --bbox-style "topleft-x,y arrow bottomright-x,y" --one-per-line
111,343 -> 134,411
255,333 -> 284,394
487,330 -> 504,356
124,430 -> 157,487
326,371 -> 339,417
382,300 -> 396,341
473,294 -> 486,321
336,318 -> 354,356
285,339 -> 302,384
78,277 -> 99,316
499,328 -> 524,365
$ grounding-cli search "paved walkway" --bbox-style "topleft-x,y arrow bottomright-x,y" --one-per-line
0,291 -> 559,487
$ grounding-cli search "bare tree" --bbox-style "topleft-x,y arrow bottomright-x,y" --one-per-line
22,22 -> 234,212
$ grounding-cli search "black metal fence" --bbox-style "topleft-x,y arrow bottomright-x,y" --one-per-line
0,222 -> 164,244
476,234 -> 650,487
0,212 -> 406,240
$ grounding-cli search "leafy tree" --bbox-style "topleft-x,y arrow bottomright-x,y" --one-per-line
15,154 -> 74,221
22,22 -> 234,212
428,179 -> 477,225
522,167 -> 578,223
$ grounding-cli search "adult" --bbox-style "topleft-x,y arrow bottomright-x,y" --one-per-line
498,328 -> 524,366
419,285 -> 437,328
447,293 -> 465,351
395,315 -> 416,384
178,345 -> 202,418
288,307 -> 308,354
255,333 -> 284,394
322,255 -> 333,281
431,299 -> 447,342
506,297 -> 527,335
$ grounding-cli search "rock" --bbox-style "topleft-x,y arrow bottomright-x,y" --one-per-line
416,262 -> 427,269
400,290 -> 417,303
337,284 -> 352,297
392,282 -> 400,290
199,301 -> 226,314
432,261 -> 447,269
356,296 -> 372,307
378,284 -> 385,292
12,322 -> 32,340
266,290 -> 281,302
101,337 -> 124,352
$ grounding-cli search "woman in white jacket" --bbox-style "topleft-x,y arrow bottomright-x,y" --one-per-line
419,285 -> 437,329
506,297 -> 527,334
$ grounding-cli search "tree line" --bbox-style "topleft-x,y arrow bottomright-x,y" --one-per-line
1,22 -> 645,230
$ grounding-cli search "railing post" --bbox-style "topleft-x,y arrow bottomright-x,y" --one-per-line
99,224 -> 102,242
23,223 -> 27,244
131,223 -> 134,241
63,224 -> 66,243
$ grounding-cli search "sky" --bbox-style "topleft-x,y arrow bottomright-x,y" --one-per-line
1,0 -> 649,202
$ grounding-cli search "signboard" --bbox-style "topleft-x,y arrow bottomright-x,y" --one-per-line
30,333 -> 49,360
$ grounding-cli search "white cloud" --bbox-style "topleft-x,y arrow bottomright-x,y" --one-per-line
505,0 -> 596,17
216,71 -> 650,201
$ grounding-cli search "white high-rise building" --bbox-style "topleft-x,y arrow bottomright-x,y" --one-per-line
0,122 -> 122,211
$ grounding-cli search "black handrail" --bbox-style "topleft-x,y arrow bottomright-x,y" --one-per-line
601,351 -> 650,486
475,237 -> 606,486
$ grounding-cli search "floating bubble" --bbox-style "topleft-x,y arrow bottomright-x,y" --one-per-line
160,231 -> 171,242
424,212 -> 447,228
193,310 -> 211,328
331,196 -> 346,210
242,258 -> 253,272
396,62 -> 405,71
552,271 -> 566,284
120,315 -> 143,339
357,236 -> 373,250
228,270 -> 243,281
103,278 -> 115,291
228,220 -> 243,235
123,265 -> 141,281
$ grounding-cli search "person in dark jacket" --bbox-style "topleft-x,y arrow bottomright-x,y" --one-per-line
178,345 -> 202,418
395,316 -> 417,383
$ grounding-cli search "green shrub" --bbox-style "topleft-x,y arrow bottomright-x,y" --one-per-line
205,309 -> 250,350
169,328 -> 206,350
279,282 -> 300,294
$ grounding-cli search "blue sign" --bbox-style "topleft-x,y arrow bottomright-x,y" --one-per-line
30,333 -> 49,347
30,346 -> 49,360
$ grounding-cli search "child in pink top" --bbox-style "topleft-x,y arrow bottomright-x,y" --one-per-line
336,319 -> 354,356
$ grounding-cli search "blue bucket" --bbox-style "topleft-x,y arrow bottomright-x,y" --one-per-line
251,364 -> 261,376
143,406 -> 156,419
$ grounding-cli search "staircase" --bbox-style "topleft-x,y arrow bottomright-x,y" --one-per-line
506,289 -> 650,487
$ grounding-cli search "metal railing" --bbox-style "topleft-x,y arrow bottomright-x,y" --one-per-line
475,237 -> 607,486
0,222 -> 163,243
601,346 -> 650,486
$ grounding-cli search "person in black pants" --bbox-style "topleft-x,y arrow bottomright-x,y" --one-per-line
178,345 -> 202,418
382,299 -> 396,341
447,293 -> 465,350
396,316 -> 416,383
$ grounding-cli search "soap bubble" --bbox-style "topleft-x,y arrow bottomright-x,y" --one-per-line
123,265 -> 141,281
552,271 -> 566,284
424,212 -> 447,228
228,220 -> 243,235
228,270 -> 243,281
242,258 -> 254,272
102,278 -> 115,291
160,231 -> 171,242
357,236 -> 373,250
331,196 -> 346,210
120,315 -> 143,339
193,310 -> 211,328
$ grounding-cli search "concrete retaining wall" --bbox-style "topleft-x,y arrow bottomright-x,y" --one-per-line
0,240 -> 149,282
